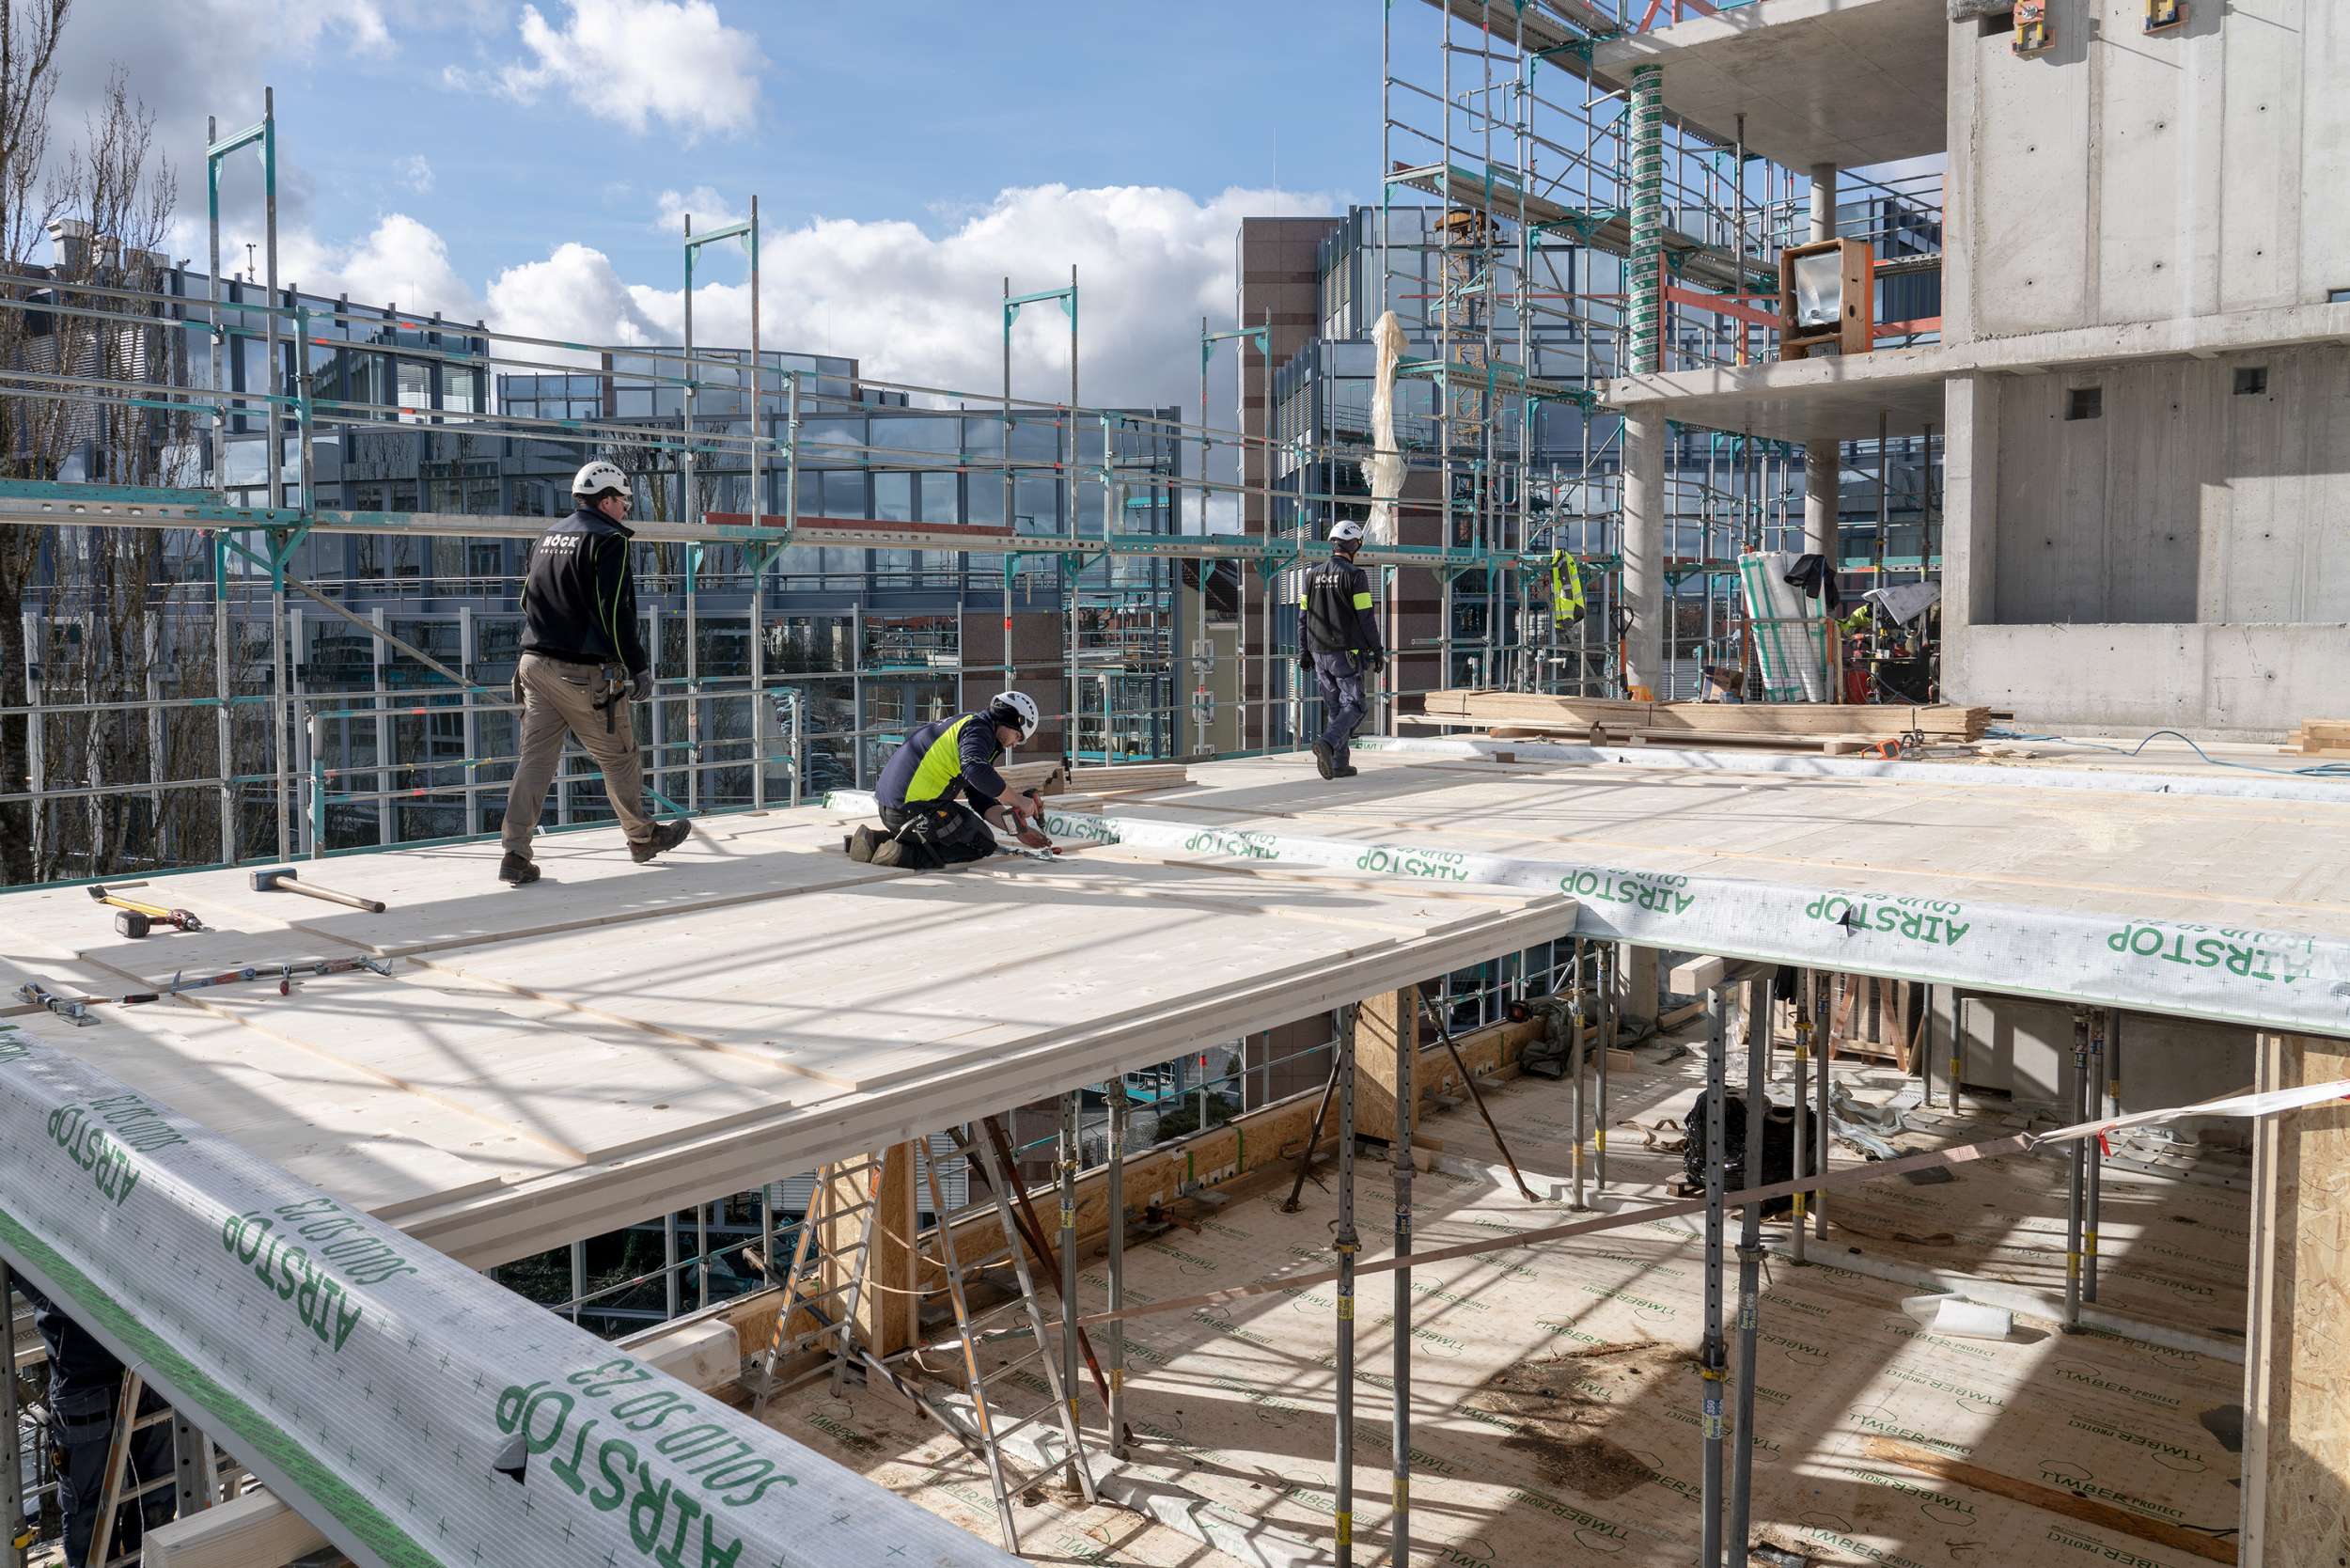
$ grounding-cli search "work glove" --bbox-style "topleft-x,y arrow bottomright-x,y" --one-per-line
629,670 -> 654,705
1366,651 -> 1388,674
1296,650 -> 1314,671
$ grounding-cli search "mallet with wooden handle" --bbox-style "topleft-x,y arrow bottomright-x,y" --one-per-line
248,867 -> 387,914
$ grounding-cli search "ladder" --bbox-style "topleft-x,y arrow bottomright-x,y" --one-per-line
85,1373 -> 229,1566
751,1151 -> 887,1413
919,1128 -> 1097,1552
747,1137 -> 1097,1553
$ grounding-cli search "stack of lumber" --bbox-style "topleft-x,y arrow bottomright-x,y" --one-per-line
1068,762 -> 1189,794
2284,719 -> 2350,758
1422,689 -> 1989,746
997,760 -> 1068,795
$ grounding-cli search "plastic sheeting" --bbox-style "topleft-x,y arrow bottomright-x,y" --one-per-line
1738,549 -> 1827,701
0,1015 -> 1021,1568
1360,309 -> 1407,546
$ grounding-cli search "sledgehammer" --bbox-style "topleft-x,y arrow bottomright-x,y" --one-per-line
249,866 -> 387,914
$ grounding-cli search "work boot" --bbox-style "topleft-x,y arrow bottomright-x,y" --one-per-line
497,852 -> 540,886
1310,739 -> 1336,780
846,825 -> 884,863
630,819 -> 693,864
869,839 -> 908,869
1334,763 -> 1359,778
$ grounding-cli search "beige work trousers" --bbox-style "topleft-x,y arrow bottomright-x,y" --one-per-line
499,651 -> 654,855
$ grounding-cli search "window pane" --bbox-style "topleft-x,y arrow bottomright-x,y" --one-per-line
917,473 -> 958,524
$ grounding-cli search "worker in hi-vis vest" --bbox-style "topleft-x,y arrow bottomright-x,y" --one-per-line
851,690 -> 1051,870
1549,549 -> 1587,625
1297,520 -> 1386,780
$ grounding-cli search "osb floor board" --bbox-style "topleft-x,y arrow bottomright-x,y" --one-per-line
765,1057 -> 2248,1568
764,1384 -> 1259,1568
1089,753 -> 2350,936
1823,1106 -> 2251,1342
1453,1040 -> 2254,1347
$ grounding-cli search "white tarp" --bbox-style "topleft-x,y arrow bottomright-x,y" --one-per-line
1360,309 -> 1408,546
1737,550 -> 1827,702
0,1015 -> 1021,1568
1865,579 -> 1941,628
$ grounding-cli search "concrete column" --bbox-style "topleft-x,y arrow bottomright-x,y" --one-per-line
1803,164 -> 1841,566
1803,442 -> 1838,559
1622,407 -> 1667,700
1622,947 -> 1658,1031
1938,371 -> 1998,699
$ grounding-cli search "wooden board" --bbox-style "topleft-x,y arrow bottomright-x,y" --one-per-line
1425,688 -> 1988,739
0,812 -> 1570,1270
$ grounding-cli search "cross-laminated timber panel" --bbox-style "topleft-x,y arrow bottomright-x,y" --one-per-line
0,809 -> 1572,1269
1007,747 -> 2350,1035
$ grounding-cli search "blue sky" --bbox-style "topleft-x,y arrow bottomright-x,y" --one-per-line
45,0 -> 1386,406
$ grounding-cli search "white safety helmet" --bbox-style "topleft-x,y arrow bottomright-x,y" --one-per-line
572,460 -> 633,502
987,690 -> 1041,743
1329,520 -> 1367,548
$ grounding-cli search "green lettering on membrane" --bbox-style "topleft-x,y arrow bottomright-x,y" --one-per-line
0,1199 -> 434,1565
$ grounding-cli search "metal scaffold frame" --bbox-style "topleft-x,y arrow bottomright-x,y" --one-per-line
1375,0 -> 1949,701
0,97 -> 1574,886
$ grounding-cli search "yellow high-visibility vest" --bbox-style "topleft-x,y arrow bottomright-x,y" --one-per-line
1550,551 -> 1587,626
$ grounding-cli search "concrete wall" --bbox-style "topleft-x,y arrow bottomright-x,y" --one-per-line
1986,345 -> 2350,625
1946,0 -> 2350,344
1950,620 -> 2350,734
1938,993 -> 2254,1142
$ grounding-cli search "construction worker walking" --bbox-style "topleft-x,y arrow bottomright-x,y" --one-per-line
853,690 -> 1052,870
495,460 -> 690,885
1298,520 -> 1385,779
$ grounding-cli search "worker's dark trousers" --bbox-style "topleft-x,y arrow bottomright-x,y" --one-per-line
1312,651 -> 1368,765
880,801 -> 998,870
51,1385 -> 173,1566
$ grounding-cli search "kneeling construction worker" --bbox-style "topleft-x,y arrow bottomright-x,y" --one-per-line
853,690 -> 1051,869
1298,519 -> 1385,779
496,459 -> 691,885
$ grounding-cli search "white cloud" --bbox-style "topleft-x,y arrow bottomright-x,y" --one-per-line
484,243 -> 664,360
611,182 -> 1344,409
396,154 -> 435,196
51,0 -> 403,133
182,180 -> 1345,405
653,185 -> 745,236
462,0 -> 765,141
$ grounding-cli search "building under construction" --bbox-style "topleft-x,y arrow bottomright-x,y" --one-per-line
2,2 -> 2347,1566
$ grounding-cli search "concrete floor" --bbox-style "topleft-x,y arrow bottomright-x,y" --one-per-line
762,1027 -> 2249,1567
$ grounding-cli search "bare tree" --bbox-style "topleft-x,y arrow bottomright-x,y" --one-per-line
2,31 -> 210,882
0,0 -> 72,885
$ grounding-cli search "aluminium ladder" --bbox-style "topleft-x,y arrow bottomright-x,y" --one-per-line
747,1139 -> 1096,1551
751,1151 -> 887,1412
